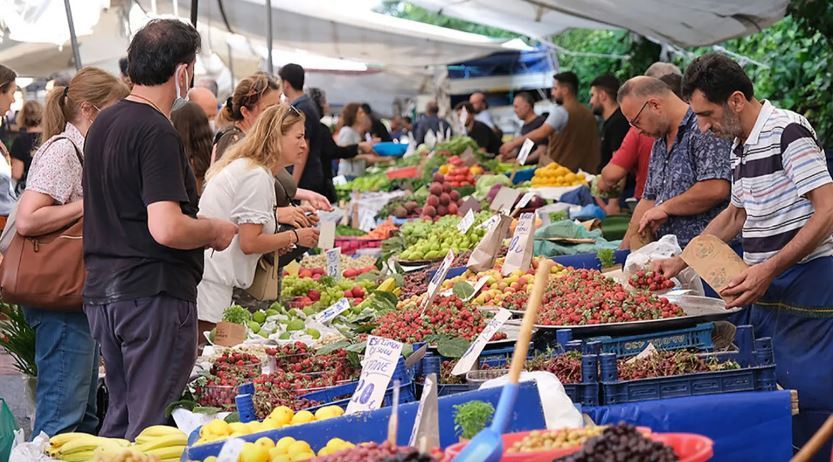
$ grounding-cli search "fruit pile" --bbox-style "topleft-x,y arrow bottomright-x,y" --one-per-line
617,350 -> 740,381
282,275 -> 377,314
553,424 -> 678,462
508,427 -> 607,453
202,435 -> 345,462
437,155 -> 479,187
312,441 -> 438,462
387,199 -> 422,219
48,425 -> 187,462
629,270 -> 675,292
422,173 -> 464,219
194,352 -> 262,409
298,267 -> 327,281
372,295 -> 508,343
342,266 -> 375,279
195,406 -> 345,446
398,215 -> 488,262
526,351 -> 583,384
536,269 -> 686,326
299,254 -> 377,271
531,162 -> 587,187
439,258 -> 563,307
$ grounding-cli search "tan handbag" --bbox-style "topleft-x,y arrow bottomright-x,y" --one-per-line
245,253 -> 279,301
0,218 -> 84,310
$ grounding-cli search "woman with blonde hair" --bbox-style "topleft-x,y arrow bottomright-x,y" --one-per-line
197,104 -> 319,332
15,66 -> 129,437
10,99 -> 43,194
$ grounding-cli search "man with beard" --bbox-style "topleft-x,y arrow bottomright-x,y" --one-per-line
618,76 -> 732,248
655,53 -> 833,460
590,74 -> 630,171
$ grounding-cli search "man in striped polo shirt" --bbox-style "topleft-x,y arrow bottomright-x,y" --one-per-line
659,53 -> 833,458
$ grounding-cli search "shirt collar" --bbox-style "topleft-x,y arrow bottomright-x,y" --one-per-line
64,122 -> 85,151
734,100 -> 773,151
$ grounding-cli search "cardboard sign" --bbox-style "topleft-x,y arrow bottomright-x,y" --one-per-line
214,321 -> 247,347
466,275 -> 491,301
315,298 -> 351,324
408,373 -> 439,448
459,196 -> 481,217
318,219 -> 336,250
451,308 -> 512,375
457,209 -> 476,234
326,247 -> 342,279
345,336 -> 403,414
681,234 -> 748,297
516,138 -> 535,166
421,250 -> 455,311
490,186 -> 521,213
502,212 -> 536,276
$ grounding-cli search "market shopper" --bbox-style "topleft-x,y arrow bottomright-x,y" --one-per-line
197,104 -> 320,329
413,101 -> 451,145
469,91 -> 495,129
15,67 -> 129,438
10,99 -> 43,195
172,101 -> 213,196
500,92 -> 547,163
82,19 -> 238,439
455,102 -> 501,155
187,86 -> 218,123
362,103 -> 393,142
0,66 -> 17,227
617,76 -> 733,248
659,53 -> 833,459
589,74 -> 630,172
336,102 -> 371,178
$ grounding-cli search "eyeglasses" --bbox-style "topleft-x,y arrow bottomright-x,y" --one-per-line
628,100 -> 650,128
288,105 -> 302,117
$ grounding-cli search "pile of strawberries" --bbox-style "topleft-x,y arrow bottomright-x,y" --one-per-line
629,270 -> 675,292
536,269 -> 685,326
527,351 -> 584,384
371,295 -> 508,343
194,352 -> 263,409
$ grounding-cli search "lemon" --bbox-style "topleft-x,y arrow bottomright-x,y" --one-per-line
205,457 -> 218,462
269,406 -> 295,426
239,442 -> 269,462
246,421 -> 264,434
204,419 -> 231,436
229,422 -> 248,434
270,455 -> 291,462
256,437 -> 276,450
290,410 -> 315,425
274,436 -> 296,454
261,418 -> 282,430
290,452 -> 315,462
317,447 -> 332,456
288,440 -> 312,454
314,406 -> 344,421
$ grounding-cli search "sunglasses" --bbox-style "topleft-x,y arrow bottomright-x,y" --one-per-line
628,100 -> 650,128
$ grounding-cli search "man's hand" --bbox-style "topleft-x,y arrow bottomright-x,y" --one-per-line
721,262 -> 776,308
639,205 -> 669,235
277,206 -> 312,228
299,204 -> 319,226
499,139 -> 519,156
358,141 -> 374,154
597,175 -> 610,193
206,218 -> 238,251
653,256 -> 687,279
299,190 -> 333,212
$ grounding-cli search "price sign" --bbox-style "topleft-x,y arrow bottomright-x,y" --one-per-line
217,438 -> 246,462
479,214 -> 499,230
466,275 -> 491,302
408,373 -> 439,448
332,175 -> 348,186
359,209 -> 376,232
489,186 -> 521,213
345,336 -> 403,414
502,212 -> 535,276
452,308 -> 512,376
326,247 -> 341,279
420,250 -> 455,311
516,138 -> 535,166
514,192 -> 535,212
318,219 -> 336,250
457,209 -> 475,234
315,298 -> 351,324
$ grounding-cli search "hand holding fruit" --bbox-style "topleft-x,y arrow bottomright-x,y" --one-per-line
651,256 -> 687,279
277,206 -> 312,228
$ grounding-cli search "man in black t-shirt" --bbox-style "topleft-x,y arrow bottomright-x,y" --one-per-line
82,19 -> 237,440
456,102 -> 500,155
590,74 -> 630,172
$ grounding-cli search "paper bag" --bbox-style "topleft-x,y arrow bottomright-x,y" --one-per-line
214,321 -> 247,347
502,212 -> 536,276
629,229 -> 653,250
467,214 -> 512,272
681,234 -> 748,297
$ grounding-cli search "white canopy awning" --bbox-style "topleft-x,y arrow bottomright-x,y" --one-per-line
409,0 -> 789,47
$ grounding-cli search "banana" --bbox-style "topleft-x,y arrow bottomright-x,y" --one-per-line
142,444 -> 186,459
49,432 -> 91,449
57,435 -> 105,455
377,277 -> 397,292
58,449 -> 96,462
135,432 -> 187,451
135,425 -> 184,440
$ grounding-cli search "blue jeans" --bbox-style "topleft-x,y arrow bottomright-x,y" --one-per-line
23,307 -> 99,437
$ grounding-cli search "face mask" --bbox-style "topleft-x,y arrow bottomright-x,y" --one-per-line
171,65 -> 189,112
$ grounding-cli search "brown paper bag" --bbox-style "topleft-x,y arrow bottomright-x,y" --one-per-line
629,229 -> 653,250
467,214 -> 512,272
681,234 -> 748,297
502,212 -> 536,276
214,321 -> 247,347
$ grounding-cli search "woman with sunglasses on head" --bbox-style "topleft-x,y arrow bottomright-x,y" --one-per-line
197,104 -> 319,332
14,67 -> 129,437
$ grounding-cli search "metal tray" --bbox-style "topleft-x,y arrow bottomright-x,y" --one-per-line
506,295 -> 742,336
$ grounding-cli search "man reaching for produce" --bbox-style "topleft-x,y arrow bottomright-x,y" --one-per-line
617,76 -> 733,249
657,53 -> 833,457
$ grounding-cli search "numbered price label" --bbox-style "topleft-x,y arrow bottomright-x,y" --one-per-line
514,192 -> 535,212
421,250 -> 455,311
315,298 -> 351,324
457,209 -> 476,234
451,309 -> 512,376
326,247 -> 341,279
517,138 -> 535,166
345,336 -> 403,414
478,214 -> 499,231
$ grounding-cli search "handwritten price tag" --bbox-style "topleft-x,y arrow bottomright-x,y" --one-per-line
326,247 -> 341,279
457,209 -> 475,234
345,336 -> 403,414
315,298 -> 351,324
490,186 -> 521,213
516,138 -> 535,166
451,309 -> 512,375
408,373 -> 439,448
421,250 -> 455,311
502,212 -> 535,276
479,214 -> 499,230
514,192 -> 535,212
466,275 -> 491,301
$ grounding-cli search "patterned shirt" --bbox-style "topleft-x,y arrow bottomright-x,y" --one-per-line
731,100 -> 833,265
26,123 -> 84,204
642,109 -> 732,247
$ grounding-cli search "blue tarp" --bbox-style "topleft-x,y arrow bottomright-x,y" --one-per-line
448,47 -> 553,80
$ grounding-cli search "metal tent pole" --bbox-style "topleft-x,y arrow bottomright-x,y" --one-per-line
190,0 -> 199,26
266,0 -> 274,74
63,0 -> 82,70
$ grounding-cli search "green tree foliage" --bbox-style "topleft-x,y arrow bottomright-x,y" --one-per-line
376,0 -> 519,39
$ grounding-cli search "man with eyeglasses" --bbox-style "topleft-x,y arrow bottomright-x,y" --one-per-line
618,76 -> 732,248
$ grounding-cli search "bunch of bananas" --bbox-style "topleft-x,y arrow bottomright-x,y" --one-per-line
47,433 -> 130,461
131,426 -> 187,461
47,425 -> 186,462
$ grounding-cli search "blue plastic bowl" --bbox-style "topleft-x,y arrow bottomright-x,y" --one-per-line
373,142 -> 408,157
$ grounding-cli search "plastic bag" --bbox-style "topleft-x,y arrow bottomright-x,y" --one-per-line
480,372 -> 583,430
623,235 -> 705,296
9,431 -> 55,462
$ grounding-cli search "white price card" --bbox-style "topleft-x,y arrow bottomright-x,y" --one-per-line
333,175 -> 348,186
420,250 -> 455,311
408,373 -> 439,448
514,192 -> 535,212
346,336 -> 403,414
516,138 -> 535,166
440,289 -> 453,297
318,219 -> 336,250
315,298 -> 351,324
326,247 -> 341,279
479,214 -> 500,230
451,308 -> 512,376
359,210 -> 376,232
457,209 -> 476,234
217,437 -> 246,462
466,275 -> 491,302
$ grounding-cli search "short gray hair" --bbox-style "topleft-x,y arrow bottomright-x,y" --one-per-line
618,76 -> 672,103
644,62 -> 682,78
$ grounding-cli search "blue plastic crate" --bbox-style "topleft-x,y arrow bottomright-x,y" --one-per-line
552,322 -> 715,357
506,167 -> 536,184
600,325 -> 776,405
300,379 -> 416,412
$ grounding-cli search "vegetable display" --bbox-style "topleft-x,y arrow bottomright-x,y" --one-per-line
553,424 -> 678,462
617,350 -> 740,381
453,400 -> 496,440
